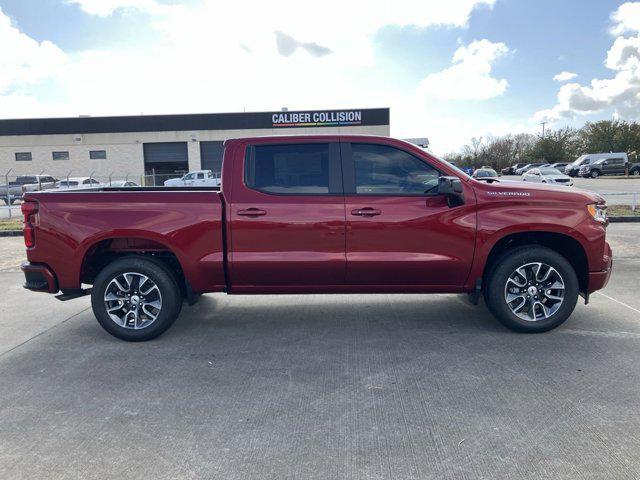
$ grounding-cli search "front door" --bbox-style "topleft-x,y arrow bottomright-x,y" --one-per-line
342,142 -> 476,288
229,141 -> 346,289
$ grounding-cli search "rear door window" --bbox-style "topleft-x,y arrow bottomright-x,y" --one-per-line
245,143 -> 340,195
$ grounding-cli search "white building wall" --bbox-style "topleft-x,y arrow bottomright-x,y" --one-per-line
0,124 -> 390,179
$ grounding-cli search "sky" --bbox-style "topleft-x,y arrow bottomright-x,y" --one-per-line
0,0 -> 639,154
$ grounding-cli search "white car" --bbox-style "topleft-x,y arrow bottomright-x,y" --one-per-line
56,177 -> 103,189
108,180 -> 139,187
522,167 -> 574,186
163,170 -> 221,187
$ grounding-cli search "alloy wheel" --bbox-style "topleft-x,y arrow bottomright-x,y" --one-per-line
504,262 -> 565,322
104,272 -> 163,329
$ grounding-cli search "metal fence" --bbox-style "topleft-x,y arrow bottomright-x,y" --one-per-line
1,168 -> 637,220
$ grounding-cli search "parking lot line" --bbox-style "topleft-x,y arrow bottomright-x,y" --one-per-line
596,291 -> 640,315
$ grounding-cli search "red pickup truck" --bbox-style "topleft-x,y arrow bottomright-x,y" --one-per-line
20,135 -> 612,341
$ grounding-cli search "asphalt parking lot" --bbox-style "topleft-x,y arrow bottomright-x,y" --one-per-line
502,175 -> 640,206
1,225 -> 639,479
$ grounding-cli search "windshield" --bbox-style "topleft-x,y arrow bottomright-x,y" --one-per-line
540,168 -> 562,175
436,156 -> 471,179
60,181 -> 79,187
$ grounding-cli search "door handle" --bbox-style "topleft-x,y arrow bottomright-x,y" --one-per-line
237,208 -> 267,217
351,207 -> 381,217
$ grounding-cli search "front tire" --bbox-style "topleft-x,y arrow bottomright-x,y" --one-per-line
91,256 -> 183,341
484,246 -> 579,333
590,170 -> 600,178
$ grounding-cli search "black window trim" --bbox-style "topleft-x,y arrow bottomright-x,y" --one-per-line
89,149 -> 107,160
52,151 -> 70,161
340,141 -> 444,197
244,142 -> 343,196
15,152 -> 32,162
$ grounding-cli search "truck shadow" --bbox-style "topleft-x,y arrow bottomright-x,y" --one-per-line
172,293 -> 506,337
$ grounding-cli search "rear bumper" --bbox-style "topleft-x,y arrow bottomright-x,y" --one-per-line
21,262 -> 58,293
587,242 -> 613,293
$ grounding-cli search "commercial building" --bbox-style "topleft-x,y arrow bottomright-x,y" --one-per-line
0,108 -> 390,184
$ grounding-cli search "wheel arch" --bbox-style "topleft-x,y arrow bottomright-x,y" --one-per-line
80,235 -> 188,297
481,231 -> 589,295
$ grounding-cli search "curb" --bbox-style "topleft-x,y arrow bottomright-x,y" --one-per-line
609,216 -> 640,223
0,230 -> 23,237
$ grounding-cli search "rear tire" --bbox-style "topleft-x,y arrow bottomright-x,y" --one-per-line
91,256 -> 183,341
484,246 -> 579,333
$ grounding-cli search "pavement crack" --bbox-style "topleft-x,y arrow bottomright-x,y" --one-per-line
0,306 -> 91,360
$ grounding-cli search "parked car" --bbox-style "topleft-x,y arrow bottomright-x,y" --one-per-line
20,135 -> 612,341
515,163 -> 548,175
56,177 -> 103,190
522,167 -> 574,186
501,163 -> 527,175
164,170 -> 221,187
472,167 -> 499,179
579,156 -> 628,178
1,174 -> 58,204
108,180 -> 140,187
566,153 -> 628,177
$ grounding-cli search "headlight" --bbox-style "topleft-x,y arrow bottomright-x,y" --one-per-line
587,204 -> 607,223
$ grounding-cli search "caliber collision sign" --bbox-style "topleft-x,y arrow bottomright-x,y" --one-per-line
272,110 -> 363,128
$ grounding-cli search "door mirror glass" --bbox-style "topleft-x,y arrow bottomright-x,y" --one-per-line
437,176 -> 463,195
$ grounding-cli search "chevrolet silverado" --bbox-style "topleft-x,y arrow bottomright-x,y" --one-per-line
20,135 -> 612,341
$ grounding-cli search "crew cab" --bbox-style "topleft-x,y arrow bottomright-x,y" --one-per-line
163,170 -> 221,187
20,135 -> 612,341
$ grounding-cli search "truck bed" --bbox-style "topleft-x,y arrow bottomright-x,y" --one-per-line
23,189 -> 226,293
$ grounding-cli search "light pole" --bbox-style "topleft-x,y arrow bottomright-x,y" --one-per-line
540,121 -> 547,162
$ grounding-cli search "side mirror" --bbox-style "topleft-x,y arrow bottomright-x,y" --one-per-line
438,176 -> 463,195
438,176 -> 464,207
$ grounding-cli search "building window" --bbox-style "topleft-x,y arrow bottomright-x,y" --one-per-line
15,152 -> 32,161
90,150 -> 107,160
52,151 -> 70,161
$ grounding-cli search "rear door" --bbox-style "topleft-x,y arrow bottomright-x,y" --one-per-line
608,158 -> 625,175
341,141 -> 476,288
228,140 -> 346,289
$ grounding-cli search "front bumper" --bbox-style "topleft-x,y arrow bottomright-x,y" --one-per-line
588,242 -> 613,293
21,262 -> 58,293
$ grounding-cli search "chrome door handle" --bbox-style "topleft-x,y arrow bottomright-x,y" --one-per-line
351,208 -> 381,217
237,208 -> 267,217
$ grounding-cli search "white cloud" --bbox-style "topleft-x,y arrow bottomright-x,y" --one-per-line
535,2 -> 640,122
553,71 -> 578,82
65,0 -> 180,16
2,0 -> 504,153
0,8 -> 67,94
610,1 -> 640,35
419,39 -> 510,100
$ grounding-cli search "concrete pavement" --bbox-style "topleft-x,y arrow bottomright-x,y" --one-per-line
0,225 -> 639,479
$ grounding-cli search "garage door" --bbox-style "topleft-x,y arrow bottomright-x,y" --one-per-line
143,142 -> 188,164
200,141 -> 224,174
